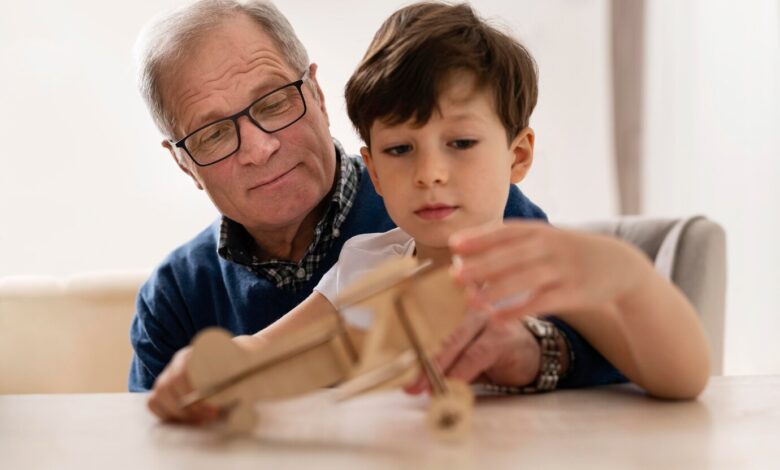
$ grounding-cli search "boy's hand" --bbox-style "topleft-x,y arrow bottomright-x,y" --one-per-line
147,346 -> 219,424
449,221 -> 650,320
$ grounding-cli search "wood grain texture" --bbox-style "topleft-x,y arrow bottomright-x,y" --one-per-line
2,376 -> 778,469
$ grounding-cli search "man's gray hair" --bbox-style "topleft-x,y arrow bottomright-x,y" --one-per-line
135,0 -> 310,137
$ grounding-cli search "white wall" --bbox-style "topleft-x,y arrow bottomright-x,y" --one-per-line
644,0 -> 780,375
0,0 -> 616,278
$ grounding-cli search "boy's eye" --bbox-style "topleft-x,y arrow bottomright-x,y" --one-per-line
449,139 -> 477,150
383,144 -> 413,156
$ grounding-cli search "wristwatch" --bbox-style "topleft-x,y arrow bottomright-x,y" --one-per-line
476,316 -> 565,396
521,316 -> 563,393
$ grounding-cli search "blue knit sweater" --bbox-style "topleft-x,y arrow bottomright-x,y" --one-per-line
129,165 -> 623,391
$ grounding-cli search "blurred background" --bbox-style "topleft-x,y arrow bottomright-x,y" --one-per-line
0,0 -> 777,377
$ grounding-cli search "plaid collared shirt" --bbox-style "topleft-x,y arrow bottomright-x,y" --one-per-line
217,140 -> 360,292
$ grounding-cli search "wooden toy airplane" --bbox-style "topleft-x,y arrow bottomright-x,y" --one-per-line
180,257 -> 474,440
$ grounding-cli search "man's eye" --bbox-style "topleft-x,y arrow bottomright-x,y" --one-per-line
204,129 -> 224,142
383,144 -> 413,156
450,139 -> 477,150
256,96 -> 292,117
261,100 -> 285,113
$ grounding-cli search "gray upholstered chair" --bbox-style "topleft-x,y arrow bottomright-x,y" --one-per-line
572,216 -> 727,374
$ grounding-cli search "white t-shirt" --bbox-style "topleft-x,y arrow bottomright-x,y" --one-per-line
314,228 -> 415,329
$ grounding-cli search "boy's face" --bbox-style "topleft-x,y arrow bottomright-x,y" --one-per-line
361,71 -> 534,249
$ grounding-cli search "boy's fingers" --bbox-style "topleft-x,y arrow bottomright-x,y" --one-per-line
168,374 -> 220,423
449,226 -> 514,255
492,286 -> 572,321
186,402 -> 219,423
147,397 -> 166,421
153,388 -> 188,422
478,265 -> 560,305
171,377 -> 205,422
451,239 -> 547,285
149,369 -> 192,423
403,372 -> 429,395
450,221 -> 544,255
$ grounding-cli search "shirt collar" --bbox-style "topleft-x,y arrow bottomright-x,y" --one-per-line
217,138 -> 360,290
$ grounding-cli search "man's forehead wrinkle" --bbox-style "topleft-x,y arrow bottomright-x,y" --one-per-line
199,46 -> 286,90
178,91 -> 225,132
242,47 -> 289,69
176,52 -> 290,134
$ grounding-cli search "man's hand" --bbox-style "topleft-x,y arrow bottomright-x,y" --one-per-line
405,308 -> 543,394
147,346 -> 219,424
449,221 -> 648,320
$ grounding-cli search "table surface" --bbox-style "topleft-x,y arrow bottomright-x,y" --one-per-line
1,375 -> 778,470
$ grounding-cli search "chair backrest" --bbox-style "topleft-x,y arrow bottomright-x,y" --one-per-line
569,216 -> 727,374
0,272 -> 146,394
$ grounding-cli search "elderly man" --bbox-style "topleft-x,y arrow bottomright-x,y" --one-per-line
130,0 -> 622,417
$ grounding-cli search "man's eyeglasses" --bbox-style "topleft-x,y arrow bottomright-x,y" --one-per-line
171,69 -> 309,167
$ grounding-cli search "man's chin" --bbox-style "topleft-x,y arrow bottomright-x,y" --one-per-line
239,198 -> 324,231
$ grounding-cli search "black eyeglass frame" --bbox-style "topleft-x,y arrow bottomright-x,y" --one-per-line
170,70 -> 309,167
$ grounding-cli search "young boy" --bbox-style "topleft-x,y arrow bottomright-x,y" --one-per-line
149,2 -> 709,422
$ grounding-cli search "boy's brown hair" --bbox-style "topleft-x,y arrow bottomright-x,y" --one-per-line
345,2 -> 538,147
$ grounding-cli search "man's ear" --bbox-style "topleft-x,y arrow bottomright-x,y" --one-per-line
307,63 -> 330,126
162,140 -> 203,190
509,127 -> 535,184
360,145 -> 383,197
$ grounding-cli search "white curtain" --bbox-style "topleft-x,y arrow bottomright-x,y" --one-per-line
611,0 -> 645,215
642,0 -> 780,375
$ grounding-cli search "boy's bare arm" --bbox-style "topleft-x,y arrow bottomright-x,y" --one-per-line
248,292 -> 340,344
554,248 -> 711,399
449,221 -> 710,399
147,292 -> 340,423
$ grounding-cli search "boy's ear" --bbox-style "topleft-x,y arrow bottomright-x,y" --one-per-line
360,145 -> 383,197
163,139 -> 204,190
509,127 -> 535,184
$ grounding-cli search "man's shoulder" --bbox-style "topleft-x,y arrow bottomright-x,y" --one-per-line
129,220 -> 225,392
347,156 -> 379,202
504,185 -> 548,221
160,220 -> 220,271
141,219 -> 223,294
342,156 -> 395,227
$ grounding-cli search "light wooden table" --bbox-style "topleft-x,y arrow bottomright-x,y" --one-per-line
1,375 -> 778,469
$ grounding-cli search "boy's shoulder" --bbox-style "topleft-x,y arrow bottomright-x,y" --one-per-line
313,228 -> 414,309
341,227 -> 415,257
331,228 -> 415,286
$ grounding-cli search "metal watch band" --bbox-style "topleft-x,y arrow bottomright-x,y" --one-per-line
473,316 -> 563,396
521,316 -> 562,393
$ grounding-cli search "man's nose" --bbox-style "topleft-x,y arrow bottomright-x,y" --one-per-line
234,116 -> 280,165
414,149 -> 449,187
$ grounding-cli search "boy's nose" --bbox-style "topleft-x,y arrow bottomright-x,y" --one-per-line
414,151 -> 449,187
234,116 -> 280,166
